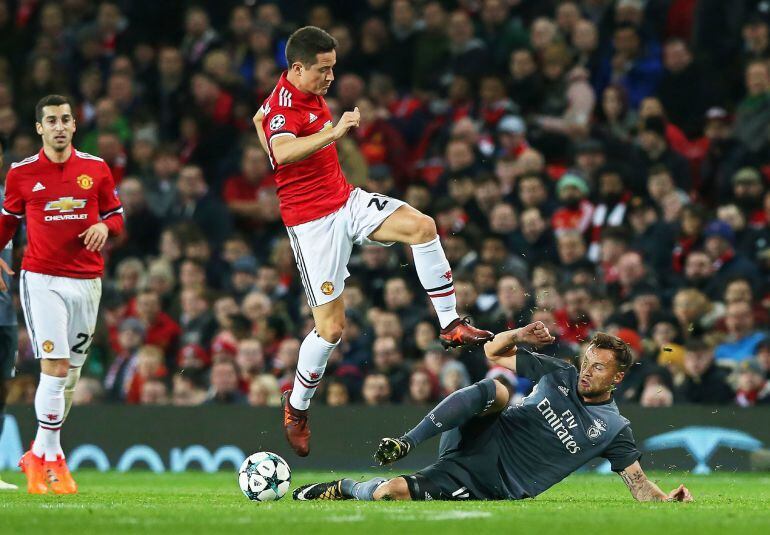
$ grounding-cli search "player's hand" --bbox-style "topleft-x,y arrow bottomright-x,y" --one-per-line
332,107 -> 360,139
667,484 -> 693,502
512,321 -> 555,347
78,222 -> 109,252
0,258 -> 15,292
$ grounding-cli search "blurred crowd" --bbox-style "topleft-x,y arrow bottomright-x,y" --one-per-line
1,0 -> 770,409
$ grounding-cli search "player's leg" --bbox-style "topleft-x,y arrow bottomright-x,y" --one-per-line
62,276 -> 99,422
375,378 -> 509,465
17,271 -> 72,494
0,325 -> 19,490
293,476 -> 407,501
289,296 -> 345,411
283,217 -> 351,456
364,200 -> 493,347
19,272 -> 86,494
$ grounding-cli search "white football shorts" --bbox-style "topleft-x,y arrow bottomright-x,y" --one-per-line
19,270 -> 102,367
286,187 -> 405,307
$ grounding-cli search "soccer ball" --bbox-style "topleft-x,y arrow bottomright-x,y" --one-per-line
238,451 -> 291,502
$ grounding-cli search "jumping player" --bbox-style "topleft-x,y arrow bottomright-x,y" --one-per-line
0,95 -> 124,494
253,26 -> 493,457
293,324 -> 694,503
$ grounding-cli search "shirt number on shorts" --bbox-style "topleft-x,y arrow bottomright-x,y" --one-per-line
368,197 -> 389,211
72,332 -> 94,354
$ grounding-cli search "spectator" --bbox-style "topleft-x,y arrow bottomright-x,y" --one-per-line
222,144 -> 276,232
134,290 -> 182,357
140,378 -> 169,405
447,10 -> 490,80
169,164 -> 233,247
672,287 -> 723,340
372,336 -> 410,402
325,379 -> 351,407
205,360 -> 246,404
734,60 -> 770,155
407,366 -> 438,405
554,285 -> 594,346
703,220 -> 760,294
676,339 -> 735,404
125,345 -> 167,404
735,360 -> 770,406
171,373 -> 206,406
551,174 -> 593,234
658,38 -> 717,137
247,375 -> 281,407
597,22 -> 663,109
714,301 -> 767,363
362,373 -> 392,406
104,317 -> 145,401
635,116 -> 691,191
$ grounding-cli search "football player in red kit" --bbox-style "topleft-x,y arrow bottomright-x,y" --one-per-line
0,95 -> 124,494
252,27 -> 494,457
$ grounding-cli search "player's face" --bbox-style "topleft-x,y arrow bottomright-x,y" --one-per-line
296,50 -> 336,95
578,347 -> 624,399
36,104 -> 76,152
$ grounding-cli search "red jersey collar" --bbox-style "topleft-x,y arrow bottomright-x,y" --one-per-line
278,72 -> 315,103
38,146 -> 78,165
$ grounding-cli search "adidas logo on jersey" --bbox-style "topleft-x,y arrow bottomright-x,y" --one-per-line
32,182 -> 46,192
309,113 -> 318,123
558,386 -> 570,397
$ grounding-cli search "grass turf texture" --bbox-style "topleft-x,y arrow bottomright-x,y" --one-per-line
1,471 -> 769,534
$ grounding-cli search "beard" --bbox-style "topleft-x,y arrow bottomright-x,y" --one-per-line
562,197 -> 582,209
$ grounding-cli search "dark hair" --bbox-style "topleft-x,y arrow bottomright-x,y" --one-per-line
285,26 -> 337,67
588,332 -> 633,372
35,94 -> 73,123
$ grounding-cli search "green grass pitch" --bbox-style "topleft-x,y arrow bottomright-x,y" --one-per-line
1,470 -> 769,534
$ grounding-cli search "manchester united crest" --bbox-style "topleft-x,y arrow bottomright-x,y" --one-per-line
76,174 -> 94,189
320,281 -> 334,295
42,340 -> 55,353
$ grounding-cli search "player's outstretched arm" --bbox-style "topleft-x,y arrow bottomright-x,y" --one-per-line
270,107 -> 360,165
618,461 -> 693,502
484,321 -> 555,372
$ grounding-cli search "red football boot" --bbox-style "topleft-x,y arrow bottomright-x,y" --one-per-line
439,317 -> 494,349
282,390 -> 311,457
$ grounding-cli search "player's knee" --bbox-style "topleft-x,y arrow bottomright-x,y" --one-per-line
413,215 -> 437,244
41,358 -> 70,378
316,319 -> 345,343
373,477 -> 410,501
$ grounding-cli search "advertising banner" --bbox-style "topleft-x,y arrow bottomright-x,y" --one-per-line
2,405 -> 768,473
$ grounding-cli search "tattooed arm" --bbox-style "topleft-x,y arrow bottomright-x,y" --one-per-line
618,461 -> 693,502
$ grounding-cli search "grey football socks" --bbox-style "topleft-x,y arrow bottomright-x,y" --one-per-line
341,477 -> 387,500
403,379 -> 496,448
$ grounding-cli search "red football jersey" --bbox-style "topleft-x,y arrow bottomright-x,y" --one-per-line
260,72 -> 353,227
2,148 -> 124,278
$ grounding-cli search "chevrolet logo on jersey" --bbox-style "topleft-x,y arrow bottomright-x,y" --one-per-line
44,197 -> 88,221
45,197 -> 87,213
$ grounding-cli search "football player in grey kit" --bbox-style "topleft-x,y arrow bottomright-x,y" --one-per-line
294,322 -> 694,502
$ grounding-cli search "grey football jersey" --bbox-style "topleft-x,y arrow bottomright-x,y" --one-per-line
0,185 -> 16,326
494,350 -> 641,498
